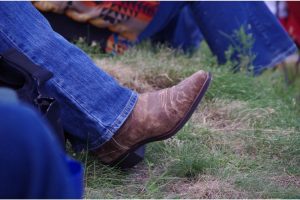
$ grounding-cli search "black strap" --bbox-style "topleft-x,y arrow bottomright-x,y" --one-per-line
0,49 -> 53,85
0,49 -> 65,149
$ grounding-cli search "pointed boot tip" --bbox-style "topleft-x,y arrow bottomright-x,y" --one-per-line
193,70 -> 212,80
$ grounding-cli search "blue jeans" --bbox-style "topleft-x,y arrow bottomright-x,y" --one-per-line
0,2 -> 138,151
150,5 -> 203,53
0,89 -> 83,198
140,2 -> 297,75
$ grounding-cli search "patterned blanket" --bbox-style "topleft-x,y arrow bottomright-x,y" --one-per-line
33,1 -> 159,54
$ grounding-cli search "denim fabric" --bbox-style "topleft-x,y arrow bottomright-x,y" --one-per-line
150,5 -> 203,53
0,2 -> 138,151
0,102 -> 83,198
139,2 -> 297,75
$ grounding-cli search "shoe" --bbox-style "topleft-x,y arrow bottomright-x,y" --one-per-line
94,70 -> 212,165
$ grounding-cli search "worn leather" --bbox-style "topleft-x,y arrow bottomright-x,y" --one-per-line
95,70 -> 210,164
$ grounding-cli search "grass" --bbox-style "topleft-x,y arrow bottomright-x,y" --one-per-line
73,40 -> 300,198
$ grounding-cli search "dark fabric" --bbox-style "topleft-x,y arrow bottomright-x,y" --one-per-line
0,49 -> 65,148
41,12 -> 112,52
0,102 -> 82,198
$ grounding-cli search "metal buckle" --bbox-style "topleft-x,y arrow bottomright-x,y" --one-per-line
35,96 -> 56,114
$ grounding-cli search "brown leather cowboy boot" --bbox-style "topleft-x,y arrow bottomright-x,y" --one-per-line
94,70 -> 212,165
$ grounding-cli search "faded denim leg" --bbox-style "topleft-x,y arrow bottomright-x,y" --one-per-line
0,2 -> 138,151
150,5 -> 203,53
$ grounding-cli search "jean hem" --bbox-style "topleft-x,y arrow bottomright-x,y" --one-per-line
86,91 -> 138,151
255,44 -> 298,74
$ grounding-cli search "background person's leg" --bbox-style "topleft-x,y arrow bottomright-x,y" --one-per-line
0,2 -> 137,151
150,5 -> 203,53
189,2 -> 297,75
0,102 -> 82,198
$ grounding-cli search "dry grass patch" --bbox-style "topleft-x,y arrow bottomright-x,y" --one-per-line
191,98 -> 276,132
94,59 -> 155,93
270,175 -> 300,188
183,179 -> 243,199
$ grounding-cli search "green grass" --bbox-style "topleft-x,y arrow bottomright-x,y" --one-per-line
72,41 -> 300,198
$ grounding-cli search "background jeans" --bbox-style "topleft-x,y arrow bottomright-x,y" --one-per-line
140,2 -> 297,75
0,2 -> 138,151
150,5 -> 203,53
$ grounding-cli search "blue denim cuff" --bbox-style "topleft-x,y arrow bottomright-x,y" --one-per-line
79,91 -> 138,151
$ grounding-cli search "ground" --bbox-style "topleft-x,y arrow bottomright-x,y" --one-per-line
73,41 -> 300,198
